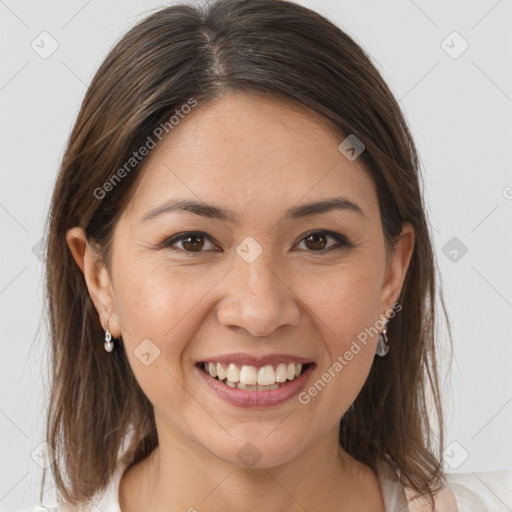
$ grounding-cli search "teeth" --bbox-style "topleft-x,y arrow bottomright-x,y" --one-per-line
275,363 -> 287,382
208,362 -> 217,378
240,365 -> 258,385
259,384 -> 280,391
226,363 -> 240,383
202,361 -> 309,387
217,363 -> 226,380
257,365 -> 276,385
235,382 -> 280,391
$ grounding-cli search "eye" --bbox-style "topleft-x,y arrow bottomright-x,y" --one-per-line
162,229 -> 353,255
295,230 -> 352,252
163,231 -> 218,254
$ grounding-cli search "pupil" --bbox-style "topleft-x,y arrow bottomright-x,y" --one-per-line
183,234 -> 204,251
306,232 -> 326,250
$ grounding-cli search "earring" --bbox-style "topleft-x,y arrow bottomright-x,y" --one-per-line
104,318 -> 114,353
375,314 -> 389,357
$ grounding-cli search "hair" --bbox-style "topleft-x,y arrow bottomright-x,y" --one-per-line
42,0 -> 453,508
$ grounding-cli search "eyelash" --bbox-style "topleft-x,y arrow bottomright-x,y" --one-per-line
161,230 -> 354,256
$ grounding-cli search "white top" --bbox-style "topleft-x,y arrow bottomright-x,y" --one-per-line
29,453 -> 512,512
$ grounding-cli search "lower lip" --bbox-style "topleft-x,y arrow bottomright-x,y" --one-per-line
195,363 -> 315,408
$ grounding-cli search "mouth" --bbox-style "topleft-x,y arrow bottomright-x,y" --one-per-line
196,361 -> 314,391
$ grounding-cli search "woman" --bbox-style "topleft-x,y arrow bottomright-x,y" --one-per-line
35,0 -> 508,510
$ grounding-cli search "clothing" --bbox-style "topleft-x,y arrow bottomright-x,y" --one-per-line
375,458 -> 512,511
29,453 -> 512,511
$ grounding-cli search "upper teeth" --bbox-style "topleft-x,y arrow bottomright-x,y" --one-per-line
205,362 -> 304,385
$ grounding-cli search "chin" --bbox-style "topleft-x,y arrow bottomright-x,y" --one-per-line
197,427 -> 308,470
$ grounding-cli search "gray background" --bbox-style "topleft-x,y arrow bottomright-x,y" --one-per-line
1,0 -> 511,510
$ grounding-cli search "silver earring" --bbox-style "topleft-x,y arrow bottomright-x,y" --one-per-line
104,319 -> 114,353
375,314 -> 389,357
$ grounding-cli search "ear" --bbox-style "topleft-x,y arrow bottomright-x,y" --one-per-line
65,227 -> 122,338
379,221 -> 415,314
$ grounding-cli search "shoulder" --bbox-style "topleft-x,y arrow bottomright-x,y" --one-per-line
25,487 -> 121,512
26,455 -> 130,512
10,508 -> 59,512
404,468 -> 512,512
26,433 -> 138,512
444,468 -> 512,512
376,459 -> 512,512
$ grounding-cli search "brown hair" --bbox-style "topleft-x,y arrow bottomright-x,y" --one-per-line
43,0 -> 452,508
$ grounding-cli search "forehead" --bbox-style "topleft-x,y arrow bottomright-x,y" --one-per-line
125,92 -> 379,224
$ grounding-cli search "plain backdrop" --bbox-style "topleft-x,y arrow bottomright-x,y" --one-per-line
1,0 -> 511,510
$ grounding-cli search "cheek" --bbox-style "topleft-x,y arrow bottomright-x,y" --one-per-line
113,248 -> 212,339
111,256 -> 202,399
294,261 -> 382,415
299,260 -> 383,348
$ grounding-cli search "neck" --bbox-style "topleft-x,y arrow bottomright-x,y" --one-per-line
119,421 -> 383,512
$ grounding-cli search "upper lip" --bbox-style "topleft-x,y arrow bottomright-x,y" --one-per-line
197,353 -> 314,367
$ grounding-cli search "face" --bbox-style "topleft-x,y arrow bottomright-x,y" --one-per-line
68,92 -> 414,469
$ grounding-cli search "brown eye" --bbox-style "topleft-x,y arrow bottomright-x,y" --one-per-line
164,232 -> 217,253
181,233 -> 205,252
297,230 -> 351,252
304,232 -> 327,250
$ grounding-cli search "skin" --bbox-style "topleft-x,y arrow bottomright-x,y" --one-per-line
67,91 -> 414,512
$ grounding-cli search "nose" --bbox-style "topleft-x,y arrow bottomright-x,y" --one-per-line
216,249 -> 301,337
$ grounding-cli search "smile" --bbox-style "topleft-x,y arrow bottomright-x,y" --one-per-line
195,361 -> 316,408
199,361 -> 311,390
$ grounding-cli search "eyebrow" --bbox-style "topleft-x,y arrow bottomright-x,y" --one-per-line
140,196 -> 365,224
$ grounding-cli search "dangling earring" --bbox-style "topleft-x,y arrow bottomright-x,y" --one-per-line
104,318 -> 114,353
375,314 -> 389,357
